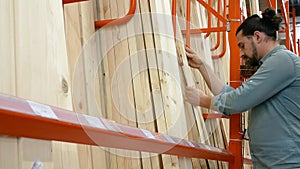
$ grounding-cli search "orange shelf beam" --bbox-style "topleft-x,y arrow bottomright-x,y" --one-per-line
94,0 -> 136,28
182,27 -> 227,34
196,0 -> 227,23
63,0 -> 87,4
202,112 -> 227,119
0,93 -> 234,162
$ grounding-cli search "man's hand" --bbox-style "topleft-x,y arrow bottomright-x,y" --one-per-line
185,46 -> 204,69
185,86 -> 205,106
185,86 -> 212,109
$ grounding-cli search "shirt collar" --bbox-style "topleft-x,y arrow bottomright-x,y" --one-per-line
258,45 -> 286,66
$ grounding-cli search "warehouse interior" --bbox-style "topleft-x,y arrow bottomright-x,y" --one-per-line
0,0 -> 299,169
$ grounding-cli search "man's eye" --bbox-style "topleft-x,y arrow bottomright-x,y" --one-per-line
238,44 -> 244,49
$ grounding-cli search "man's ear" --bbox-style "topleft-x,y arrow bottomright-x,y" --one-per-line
253,31 -> 263,43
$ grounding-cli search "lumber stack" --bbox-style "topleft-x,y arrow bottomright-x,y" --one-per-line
1,0 -> 80,168
175,0 -> 231,168
0,0 -> 246,168
66,0 -> 231,168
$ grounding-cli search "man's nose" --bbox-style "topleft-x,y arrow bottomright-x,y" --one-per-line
240,50 -> 245,57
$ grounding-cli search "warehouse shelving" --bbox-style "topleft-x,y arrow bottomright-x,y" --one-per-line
1,0 -> 299,168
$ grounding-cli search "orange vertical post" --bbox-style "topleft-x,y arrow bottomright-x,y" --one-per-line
186,0 -> 191,47
205,0 -> 212,38
172,0 -> 177,39
286,1 -> 291,51
228,0 -> 243,168
266,0 -> 277,9
271,0 -> 277,9
280,0 -> 290,50
298,39 -> 300,56
292,8 -> 297,55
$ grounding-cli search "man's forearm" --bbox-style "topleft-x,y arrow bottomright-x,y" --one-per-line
198,63 -> 225,95
199,94 -> 216,111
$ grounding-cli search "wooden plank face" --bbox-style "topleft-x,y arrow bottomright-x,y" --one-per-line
175,0 -> 232,168
13,0 -> 79,168
0,1 -> 18,168
0,0 -> 16,95
127,0 -> 164,168
64,0 -> 111,168
148,0 -> 194,168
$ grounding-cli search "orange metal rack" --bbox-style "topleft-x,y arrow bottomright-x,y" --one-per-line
63,0 -> 87,4
0,93 -> 234,162
2,0 -> 298,169
94,0 -> 136,28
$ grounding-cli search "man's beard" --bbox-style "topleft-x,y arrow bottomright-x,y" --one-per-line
245,43 -> 259,67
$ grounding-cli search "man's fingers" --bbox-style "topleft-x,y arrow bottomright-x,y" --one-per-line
185,46 -> 193,53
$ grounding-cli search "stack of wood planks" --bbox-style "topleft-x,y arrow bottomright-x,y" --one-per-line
0,0 -> 251,168
0,0 -> 82,168
64,0 -> 232,168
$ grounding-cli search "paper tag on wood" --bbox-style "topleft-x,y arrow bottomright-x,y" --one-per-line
83,114 -> 106,130
27,101 -> 58,120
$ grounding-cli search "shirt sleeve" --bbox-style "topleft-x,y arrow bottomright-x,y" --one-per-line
212,51 -> 297,116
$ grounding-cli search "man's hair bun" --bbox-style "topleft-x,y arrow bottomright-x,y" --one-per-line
262,8 -> 282,31
236,7 -> 283,40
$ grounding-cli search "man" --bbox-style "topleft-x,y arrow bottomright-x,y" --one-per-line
185,8 -> 300,168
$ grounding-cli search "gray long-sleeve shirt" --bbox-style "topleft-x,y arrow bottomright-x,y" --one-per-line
213,45 -> 300,168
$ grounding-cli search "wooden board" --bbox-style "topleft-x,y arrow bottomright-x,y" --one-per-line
175,0 -> 232,168
127,1 -> 160,168
148,0 -> 194,168
64,1 -> 110,168
0,1 -> 18,168
14,0 -> 79,168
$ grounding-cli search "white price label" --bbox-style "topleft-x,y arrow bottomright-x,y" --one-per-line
101,119 -> 121,132
162,134 -> 176,143
202,144 -> 212,150
141,129 -> 157,140
27,101 -> 58,120
185,140 -> 195,147
83,115 -> 106,129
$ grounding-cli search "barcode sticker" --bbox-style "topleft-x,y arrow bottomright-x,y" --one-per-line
27,101 -> 58,120
83,114 -> 106,129
141,129 -> 157,140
